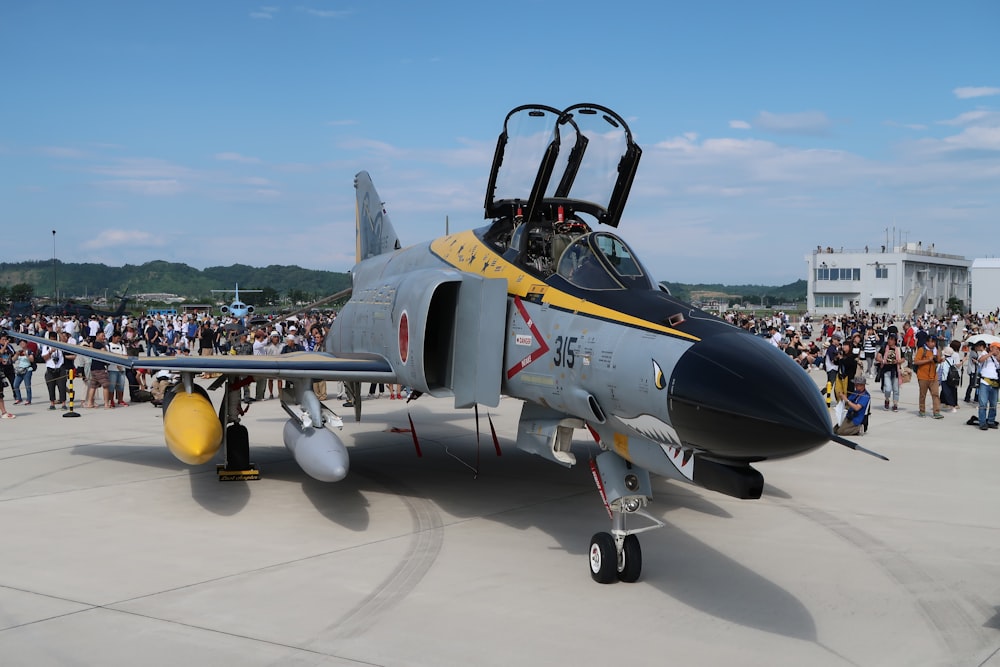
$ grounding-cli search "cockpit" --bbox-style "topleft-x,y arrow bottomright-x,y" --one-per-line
555,232 -> 651,290
479,103 -> 652,291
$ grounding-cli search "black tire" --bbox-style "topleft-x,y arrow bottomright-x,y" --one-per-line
226,423 -> 250,470
617,534 -> 642,583
589,532 -> 617,584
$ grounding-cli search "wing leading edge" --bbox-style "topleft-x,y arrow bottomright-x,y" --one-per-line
5,331 -> 395,381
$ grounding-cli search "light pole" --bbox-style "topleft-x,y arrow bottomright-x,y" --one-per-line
52,230 -> 57,301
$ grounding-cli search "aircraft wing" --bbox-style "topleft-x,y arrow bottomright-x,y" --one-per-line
4,331 -> 395,381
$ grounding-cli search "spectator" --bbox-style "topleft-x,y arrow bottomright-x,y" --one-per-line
41,331 -> 67,410
914,335 -> 943,418
834,376 -> 870,436
107,330 -> 128,407
875,332 -> 904,412
938,340 -> 962,413
83,330 -> 113,409
11,340 -> 35,405
976,342 -> 1000,430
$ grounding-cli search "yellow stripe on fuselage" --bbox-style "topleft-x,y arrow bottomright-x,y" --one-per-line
430,230 -> 700,342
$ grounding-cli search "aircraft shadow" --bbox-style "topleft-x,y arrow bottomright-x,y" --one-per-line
67,419 -> 817,641
325,427 -> 815,643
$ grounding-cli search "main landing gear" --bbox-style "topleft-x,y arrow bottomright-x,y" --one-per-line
588,452 -> 663,584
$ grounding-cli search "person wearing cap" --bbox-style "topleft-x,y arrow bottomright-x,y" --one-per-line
834,375 -> 870,436
938,340 -> 963,413
875,332 -> 904,411
976,342 -> 1000,430
914,334 -> 944,418
280,333 -> 303,354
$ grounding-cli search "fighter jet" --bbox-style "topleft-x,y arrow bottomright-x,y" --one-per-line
8,103 -> 884,584
211,283 -> 263,319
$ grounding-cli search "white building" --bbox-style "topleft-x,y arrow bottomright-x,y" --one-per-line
805,243 -> 970,316
970,258 -> 1000,314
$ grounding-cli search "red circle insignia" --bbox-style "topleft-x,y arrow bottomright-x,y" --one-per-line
398,311 -> 409,364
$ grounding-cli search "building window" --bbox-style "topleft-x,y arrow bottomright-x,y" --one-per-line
817,267 -> 860,281
875,266 -> 888,279
815,295 -> 845,308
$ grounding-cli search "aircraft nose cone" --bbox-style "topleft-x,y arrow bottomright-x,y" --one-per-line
668,331 -> 831,460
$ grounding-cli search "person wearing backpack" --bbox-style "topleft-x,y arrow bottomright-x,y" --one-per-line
938,340 -> 962,413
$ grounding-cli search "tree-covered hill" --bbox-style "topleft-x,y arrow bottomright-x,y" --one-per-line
0,260 -> 351,303
0,258 -> 805,309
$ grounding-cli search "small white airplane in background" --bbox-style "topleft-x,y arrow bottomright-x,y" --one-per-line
211,283 -> 263,319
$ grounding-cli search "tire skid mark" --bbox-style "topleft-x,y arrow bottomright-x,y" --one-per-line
325,466 -> 444,640
787,503 -> 995,657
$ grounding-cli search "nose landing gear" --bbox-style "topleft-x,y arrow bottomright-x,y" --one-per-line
588,452 -> 662,584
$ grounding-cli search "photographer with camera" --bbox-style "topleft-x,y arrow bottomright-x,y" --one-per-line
875,332 -> 904,412
965,340 -> 984,404
976,342 -> 1000,430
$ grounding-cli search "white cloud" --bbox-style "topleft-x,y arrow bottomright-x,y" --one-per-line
884,120 -> 928,131
88,157 -> 195,180
753,110 -> 833,135
954,86 -> 1000,99
240,176 -> 273,186
214,151 -> 262,164
250,6 -> 278,19
98,179 -> 186,196
82,230 -> 166,250
729,120 -> 751,130
38,146 -> 87,159
938,110 -> 998,126
302,8 -> 351,19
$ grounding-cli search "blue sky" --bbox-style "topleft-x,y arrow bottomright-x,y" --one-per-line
2,1 -> 998,285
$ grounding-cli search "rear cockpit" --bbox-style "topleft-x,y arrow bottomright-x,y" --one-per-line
480,103 -> 649,289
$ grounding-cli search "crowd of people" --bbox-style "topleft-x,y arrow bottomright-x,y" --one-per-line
4,306 -> 1000,433
0,310 -> 347,419
731,309 -> 1000,433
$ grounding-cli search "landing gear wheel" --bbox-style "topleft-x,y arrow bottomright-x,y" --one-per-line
617,534 -> 642,583
589,532 -> 617,584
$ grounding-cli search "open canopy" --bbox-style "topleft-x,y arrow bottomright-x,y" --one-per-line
484,103 -> 641,229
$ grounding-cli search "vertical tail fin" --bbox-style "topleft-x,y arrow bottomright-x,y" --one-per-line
354,171 -> 401,263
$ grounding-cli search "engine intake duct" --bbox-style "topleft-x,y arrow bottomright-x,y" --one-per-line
692,457 -> 763,499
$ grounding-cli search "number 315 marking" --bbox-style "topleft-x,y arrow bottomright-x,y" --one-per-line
553,335 -> 578,368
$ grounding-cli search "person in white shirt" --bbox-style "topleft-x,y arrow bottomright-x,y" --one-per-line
41,331 -> 67,410
976,342 -> 1000,430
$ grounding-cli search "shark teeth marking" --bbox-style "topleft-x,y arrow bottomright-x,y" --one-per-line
618,413 -> 680,446
617,413 -> 694,480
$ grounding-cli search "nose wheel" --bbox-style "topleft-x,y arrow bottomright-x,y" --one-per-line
589,532 -> 642,584
588,452 -> 662,584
